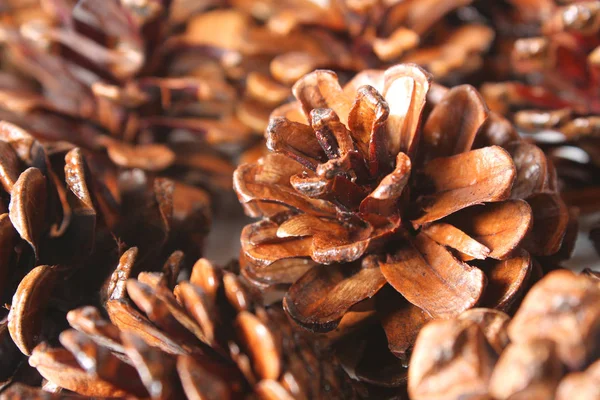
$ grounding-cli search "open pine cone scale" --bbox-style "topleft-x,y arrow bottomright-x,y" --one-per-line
234,64 -> 570,365
2,253 -> 361,399
0,121 -> 211,393
408,269 -> 600,400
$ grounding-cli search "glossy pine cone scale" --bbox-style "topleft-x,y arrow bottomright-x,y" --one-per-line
234,64 -> 570,351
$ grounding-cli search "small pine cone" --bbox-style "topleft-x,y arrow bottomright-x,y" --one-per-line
0,0 -> 238,196
408,269 -> 600,400
0,122 -> 209,390
233,63 -> 571,385
1,253 -> 362,399
479,1 -> 600,201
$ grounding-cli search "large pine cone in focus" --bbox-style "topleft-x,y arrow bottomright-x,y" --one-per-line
408,269 -> 600,400
479,1 -> 600,203
2,254 -> 361,399
0,121 -> 209,390
233,63 -> 571,384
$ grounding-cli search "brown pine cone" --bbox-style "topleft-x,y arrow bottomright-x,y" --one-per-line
479,1 -> 600,206
1,0 -> 497,171
231,0 -> 494,83
0,121 -> 209,390
408,269 -> 600,400
0,0 -> 237,195
177,0 -> 498,163
230,0 -> 497,162
2,253 -> 362,399
233,63 -> 571,385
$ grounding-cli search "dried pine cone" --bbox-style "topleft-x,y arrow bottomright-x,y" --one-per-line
229,0 -> 497,160
0,121 -> 209,390
479,1 -> 600,207
232,0 -> 494,83
181,5 -> 365,138
233,64 -> 571,383
2,253 -> 361,399
0,0 -> 238,195
408,269 -> 600,400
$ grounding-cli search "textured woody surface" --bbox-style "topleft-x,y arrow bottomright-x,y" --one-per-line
3,256 -> 361,399
1,0 -> 600,398
234,64 -> 570,387
0,121 -> 209,393
408,270 -> 600,400
0,0 -> 239,197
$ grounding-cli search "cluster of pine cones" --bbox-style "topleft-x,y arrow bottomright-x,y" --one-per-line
0,1 -> 599,399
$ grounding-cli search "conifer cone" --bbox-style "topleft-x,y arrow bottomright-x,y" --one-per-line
231,0 -> 494,83
1,1 -> 497,167
0,121 -> 209,390
479,1 -> 600,208
226,0 -> 498,161
233,63 -> 571,386
0,0 -> 238,196
2,254 -> 362,399
408,269 -> 600,400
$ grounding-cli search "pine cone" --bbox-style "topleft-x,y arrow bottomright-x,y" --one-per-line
231,0 -> 494,83
0,0 -> 238,195
408,269 -> 600,400
479,1 -> 600,203
0,121 -> 209,389
230,0 -> 497,161
2,253 -> 361,399
233,63 -> 570,384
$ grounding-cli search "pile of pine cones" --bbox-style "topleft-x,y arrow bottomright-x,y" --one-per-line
0,1 -> 598,399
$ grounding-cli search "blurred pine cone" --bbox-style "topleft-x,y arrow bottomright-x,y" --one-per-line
233,63 -> 571,386
2,254 -> 362,399
479,1 -> 600,210
227,0 -> 498,163
0,0 -> 239,196
0,121 -> 209,390
231,0 -> 494,83
408,269 -> 600,400
0,0 -> 498,170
